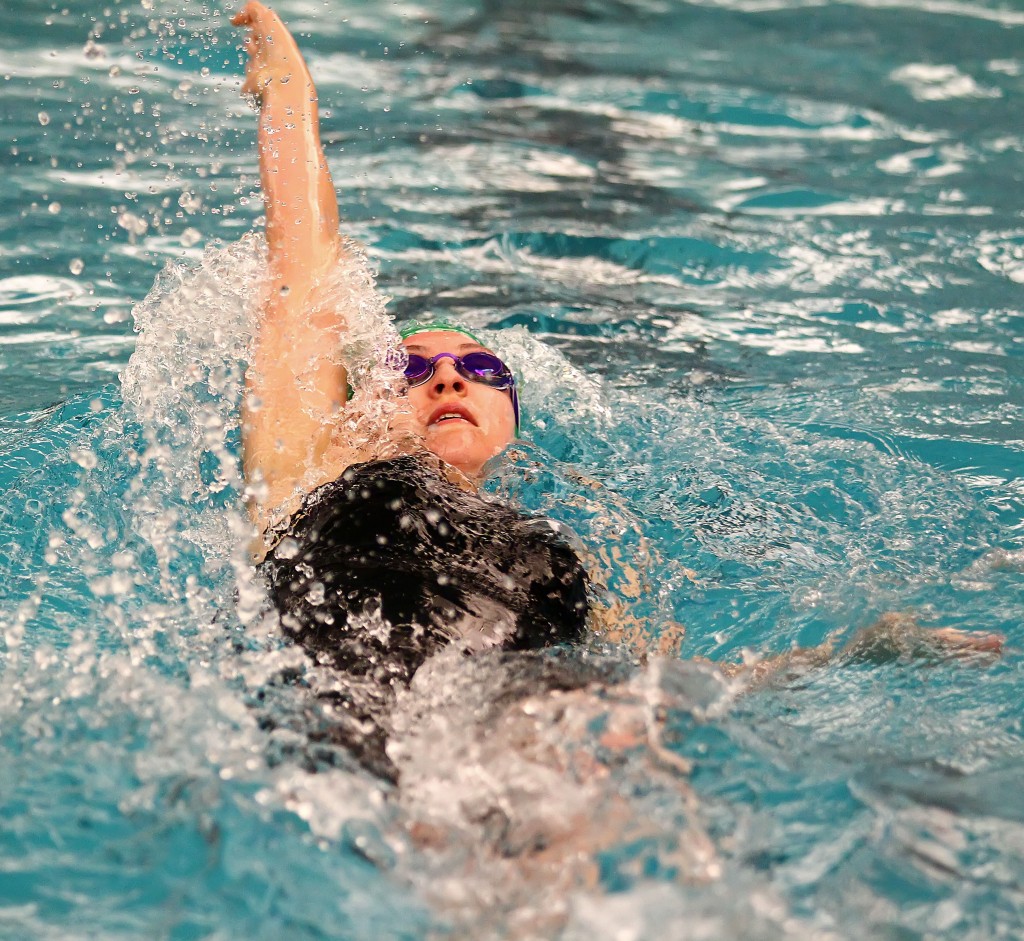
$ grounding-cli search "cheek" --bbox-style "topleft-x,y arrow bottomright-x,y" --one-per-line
404,386 -> 431,424
480,391 -> 516,441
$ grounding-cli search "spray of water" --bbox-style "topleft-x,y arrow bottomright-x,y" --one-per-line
1,222 -> 1007,938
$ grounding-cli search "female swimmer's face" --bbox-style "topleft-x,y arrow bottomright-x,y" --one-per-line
402,330 -> 516,478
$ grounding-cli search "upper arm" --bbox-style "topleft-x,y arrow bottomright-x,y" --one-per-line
242,239 -> 354,529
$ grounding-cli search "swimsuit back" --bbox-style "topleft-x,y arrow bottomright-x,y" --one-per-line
259,455 -> 590,778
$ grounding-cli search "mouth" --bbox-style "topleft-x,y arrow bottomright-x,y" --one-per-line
428,404 -> 477,427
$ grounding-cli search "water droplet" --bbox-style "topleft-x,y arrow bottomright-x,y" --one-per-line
111,551 -> 135,570
70,448 -> 98,470
178,190 -> 202,213
109,571 -> 134,595
306,581 -> 326,605
69,258 -> 84,275
276,537 -> 300,560
38,111 -> 50,126
48,201 -> 61,214
117,210 -> 148,236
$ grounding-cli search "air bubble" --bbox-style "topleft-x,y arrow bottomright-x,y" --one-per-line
69,258 -> 84,275
48,202 -> 61,214
38,111 -> 50,126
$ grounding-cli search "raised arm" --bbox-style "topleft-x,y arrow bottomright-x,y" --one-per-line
233,2 -> 350,529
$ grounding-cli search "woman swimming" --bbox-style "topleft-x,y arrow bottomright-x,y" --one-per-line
230,2 -> 1002,789
233,1 -> 601,780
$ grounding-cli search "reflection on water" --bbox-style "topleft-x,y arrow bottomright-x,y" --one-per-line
1,0 -> 1023,937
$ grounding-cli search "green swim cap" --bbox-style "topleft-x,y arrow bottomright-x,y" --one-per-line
398,319 -> 485,345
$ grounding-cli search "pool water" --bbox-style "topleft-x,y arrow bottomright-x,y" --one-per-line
2,0 -> 1023,937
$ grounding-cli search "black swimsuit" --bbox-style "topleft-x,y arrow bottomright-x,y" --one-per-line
259,455 -> 590,779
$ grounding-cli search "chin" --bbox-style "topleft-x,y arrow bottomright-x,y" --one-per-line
429,444 -> 486,477
426,429 -> 502,477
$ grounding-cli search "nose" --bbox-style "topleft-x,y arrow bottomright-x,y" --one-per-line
429,357 -> 466,396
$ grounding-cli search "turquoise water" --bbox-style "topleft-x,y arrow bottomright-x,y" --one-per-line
2,0 -> 1024,937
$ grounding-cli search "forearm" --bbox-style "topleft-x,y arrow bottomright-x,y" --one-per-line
235,2 -> 344,285
257,76 -> 342,283
706,644 -> 835,688
838,612 -> 1002,662
718,613 -> 1002,690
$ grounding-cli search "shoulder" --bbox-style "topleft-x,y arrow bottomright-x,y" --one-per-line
253,451 -> 457,562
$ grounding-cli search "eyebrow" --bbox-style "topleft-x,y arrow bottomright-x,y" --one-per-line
404,342 -> 484,353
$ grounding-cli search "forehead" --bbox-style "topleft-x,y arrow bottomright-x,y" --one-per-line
401,330 -> 488,355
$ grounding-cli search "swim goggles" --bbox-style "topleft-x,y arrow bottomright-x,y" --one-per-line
400,351 -> 520,430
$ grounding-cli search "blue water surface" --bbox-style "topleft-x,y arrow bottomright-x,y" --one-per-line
2,0 -> 1023,938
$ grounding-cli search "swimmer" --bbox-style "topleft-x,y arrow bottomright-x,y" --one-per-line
230,1 -> 1002,788
232,1 -> 589,782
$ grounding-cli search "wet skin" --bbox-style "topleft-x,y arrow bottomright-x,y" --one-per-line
401,330 -> 517,479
